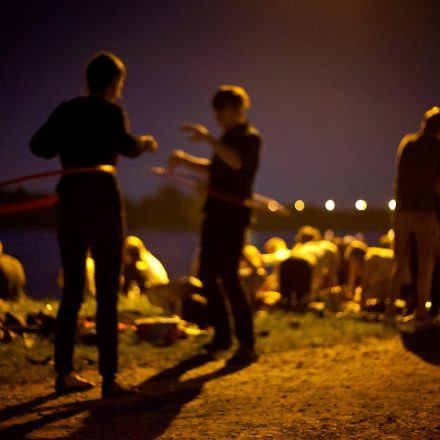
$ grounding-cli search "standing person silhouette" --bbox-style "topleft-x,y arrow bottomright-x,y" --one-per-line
169,85 -> 261,364
30,52 -> 158,398
389,107 -> 440,331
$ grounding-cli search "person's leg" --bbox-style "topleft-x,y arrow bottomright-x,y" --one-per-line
414,214 -> 439,319
55,208 -> 88,378
429,256 -> 440,316
199,217 -> 232,348
415,255 -> 435,318
388,212 -> 413,316
219,224 -> 254,349
90,207 -> 123,382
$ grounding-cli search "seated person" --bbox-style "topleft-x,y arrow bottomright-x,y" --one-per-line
260,237 -> 291,292
240,242 -> 267,299
0,242 -> 26,301
279,255 -> 313,311
345,240 -> 395,311
292,238 -> 340,292
294,225 -> 321,244
122,235 -> 168,294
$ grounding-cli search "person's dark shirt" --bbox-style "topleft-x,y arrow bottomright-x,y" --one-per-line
395,132 -> 440,212
204,122 -> 261,221
30,96 -> 146,206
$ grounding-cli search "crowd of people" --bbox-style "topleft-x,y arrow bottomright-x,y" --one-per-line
6,48 -> 439,399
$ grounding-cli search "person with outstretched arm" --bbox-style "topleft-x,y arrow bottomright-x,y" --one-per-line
169,85 -> 261,365
30,52 -> 158,398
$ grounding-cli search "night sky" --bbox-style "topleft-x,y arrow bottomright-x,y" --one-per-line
2,0 -> 440,209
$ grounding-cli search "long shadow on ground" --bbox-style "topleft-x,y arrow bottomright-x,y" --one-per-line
401,327 -> 440,365
0,353 -> 249,440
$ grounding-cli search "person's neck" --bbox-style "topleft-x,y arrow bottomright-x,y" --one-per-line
422,130 -> 440,141
224,117 -> 246,131
89,90 -> 116,103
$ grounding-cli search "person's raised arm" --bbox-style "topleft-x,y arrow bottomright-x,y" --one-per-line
168,149 -> 211,175
180,123 -> 242,170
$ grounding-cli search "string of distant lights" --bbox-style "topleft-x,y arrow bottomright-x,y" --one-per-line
0,167 -> 398,216
291,199 -> 397,212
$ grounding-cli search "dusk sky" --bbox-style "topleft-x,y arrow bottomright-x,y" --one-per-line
2,0 -> 440,209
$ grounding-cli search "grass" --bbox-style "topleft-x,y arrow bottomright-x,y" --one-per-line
0,297 -> 398,386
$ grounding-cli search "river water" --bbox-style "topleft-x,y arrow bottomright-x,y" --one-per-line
0,229 -> 385,299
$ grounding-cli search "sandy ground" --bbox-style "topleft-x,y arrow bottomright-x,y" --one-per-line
1,334 -> 440,440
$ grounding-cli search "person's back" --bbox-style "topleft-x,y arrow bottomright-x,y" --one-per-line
363,247 -> 394,285
396,133 -> 440,212
390,106 -> 440,329
31,94 -> 147,206
29,51 -> 158,398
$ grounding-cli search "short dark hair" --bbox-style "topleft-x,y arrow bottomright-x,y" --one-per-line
212,85 -> 250,111
344,240 -> 368,262
421,106 -> 440,135
86,51 -> 126,93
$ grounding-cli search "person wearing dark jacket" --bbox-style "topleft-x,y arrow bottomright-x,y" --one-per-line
169,85 -> 261,364
389,107 -> 440,332
30,52 -> 158,398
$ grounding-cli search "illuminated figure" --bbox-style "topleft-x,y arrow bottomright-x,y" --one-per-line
345,240 -> 396,311
30,52 -> 158,398
169,85 -> 261,364
389,107 -> 440,331
122,235 -> 169,295
0,241 -> 26,301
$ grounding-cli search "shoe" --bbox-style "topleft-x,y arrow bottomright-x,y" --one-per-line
202,339 -> 231,354
55,372 -> 94,394
102,380 -> 139,399
414,314 -> 435,333
227,347 -> 258,366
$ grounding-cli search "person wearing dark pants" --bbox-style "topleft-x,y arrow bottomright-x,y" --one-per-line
169,85 -> 261,364
199,215 -> 255,350
30,52 -> 158,398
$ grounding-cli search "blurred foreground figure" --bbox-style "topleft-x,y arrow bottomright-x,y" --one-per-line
30,52 -> 158,398
0,242 -> 26,301
389,107 -> 440,331
169,85 -> 261,364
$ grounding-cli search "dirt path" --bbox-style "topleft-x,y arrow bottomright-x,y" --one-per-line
1,335 -> 440,439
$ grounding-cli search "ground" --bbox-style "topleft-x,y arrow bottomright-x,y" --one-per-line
1,311 -> 440,439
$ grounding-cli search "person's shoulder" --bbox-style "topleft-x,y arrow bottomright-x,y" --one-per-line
243,125 -> 262,147
246,124 -> 261,139
399,132 -> 418,149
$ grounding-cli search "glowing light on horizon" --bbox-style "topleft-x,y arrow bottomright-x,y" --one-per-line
426,301 -> 432,309
355,199 -> 367,211
294,200 -> 305,211
325,199 -> 335,211
388,199 -> 396,211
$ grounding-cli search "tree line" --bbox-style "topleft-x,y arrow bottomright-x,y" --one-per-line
0,186 -> 393,232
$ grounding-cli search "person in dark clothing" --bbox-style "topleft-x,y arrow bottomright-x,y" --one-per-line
389,106 -> 440,331
30,52 -> 158,398
169,85 -> 261,364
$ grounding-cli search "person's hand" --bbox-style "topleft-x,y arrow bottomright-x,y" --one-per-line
141,135 -> 158,153
168,149 -> 186,170
180,123 -> 212,142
